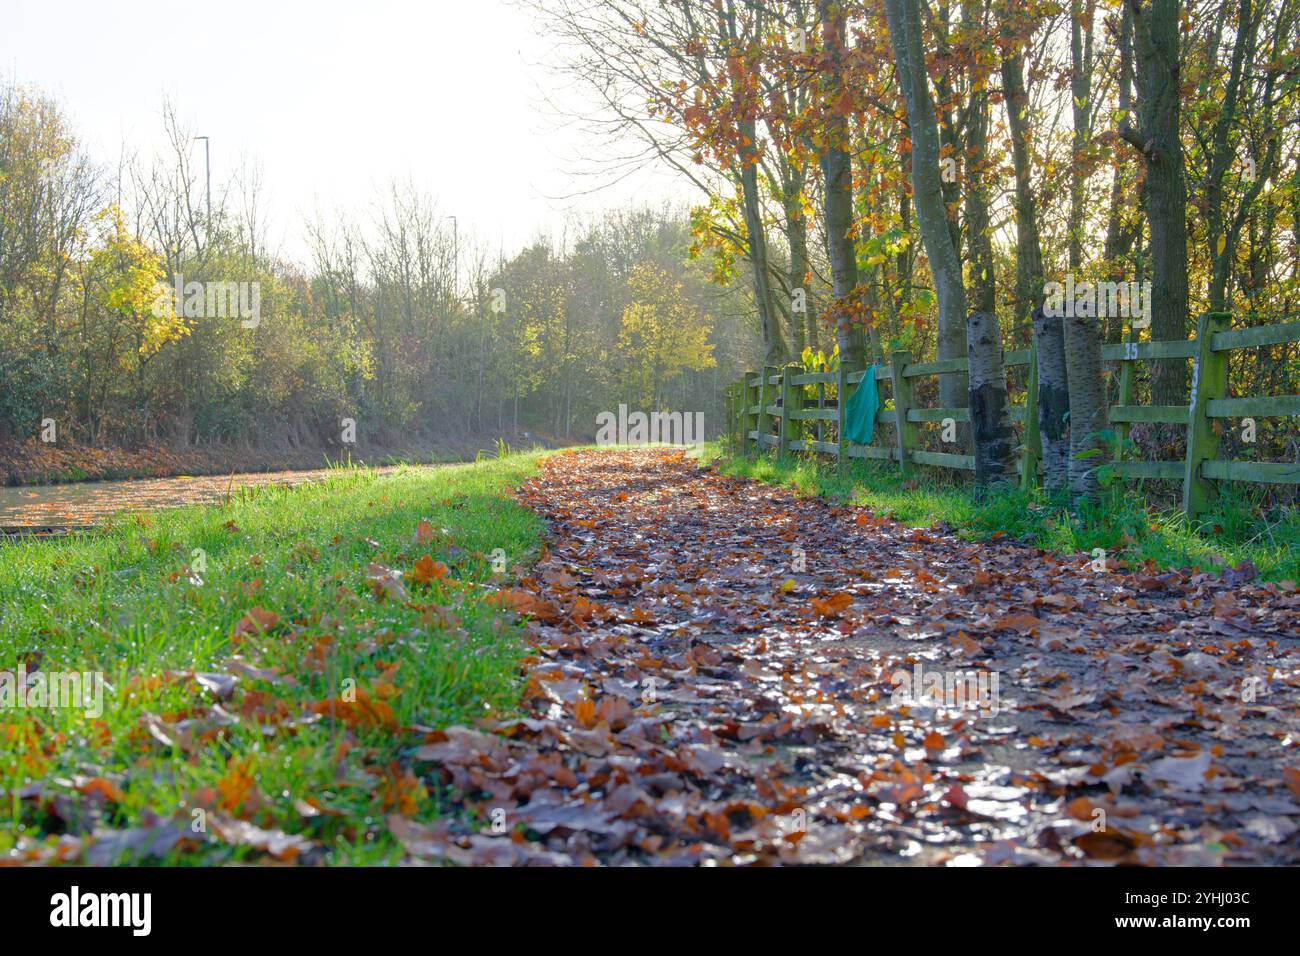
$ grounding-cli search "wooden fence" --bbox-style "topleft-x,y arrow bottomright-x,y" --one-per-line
724,311 -> 1300,516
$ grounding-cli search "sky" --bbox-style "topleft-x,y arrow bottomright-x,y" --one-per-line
1,0 -> 692,263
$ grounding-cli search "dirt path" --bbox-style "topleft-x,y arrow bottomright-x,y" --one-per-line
391,448 -> 1300,866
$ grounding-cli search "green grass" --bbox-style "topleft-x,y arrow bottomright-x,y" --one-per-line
0,450 -> 551,864
711,444 -> 1300,583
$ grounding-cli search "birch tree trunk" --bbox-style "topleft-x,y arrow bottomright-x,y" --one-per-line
1063,314 -> 1107,502
1064,0 -> 1108,501
1033,308 -> 1071,492
1003,42 -> 1070,491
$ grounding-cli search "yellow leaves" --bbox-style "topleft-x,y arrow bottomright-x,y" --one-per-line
619,262 -> 716,406
86,206 -> 190,358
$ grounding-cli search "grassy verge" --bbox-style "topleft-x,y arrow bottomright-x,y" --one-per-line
711,445 -> 1300,584
0,451 -> 550,864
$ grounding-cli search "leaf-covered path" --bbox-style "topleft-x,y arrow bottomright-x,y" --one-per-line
395,448 -> 1300,865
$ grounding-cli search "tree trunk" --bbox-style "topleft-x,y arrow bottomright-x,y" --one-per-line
783,177 -> 815,355
1063,0 -> 1108,503
1003,42 -> 1070,491
884,0 -> 967,409
739,160 -> 788,367
1063,313 -> 1107,502
968,310 -> 1018,486
963,27 -> 995,316
1033,308 -> 1071,493
1127,0 -> 1189,404
1102,0 -> 1140,343
1068,0 -> 1094,274
819,0 -> 866,369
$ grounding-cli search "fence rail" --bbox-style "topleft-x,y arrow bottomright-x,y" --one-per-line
724,312 -> 1300,516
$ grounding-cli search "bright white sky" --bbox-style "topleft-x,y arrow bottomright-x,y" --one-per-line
1,0 -> 691,264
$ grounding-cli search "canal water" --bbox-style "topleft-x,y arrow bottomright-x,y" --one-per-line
0,466 -> 402,529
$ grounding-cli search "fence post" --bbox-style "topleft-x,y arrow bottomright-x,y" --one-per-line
836,359 -> 848,468
735,381 -> 743,449
734,380 -> 743,450
891,350 -> 918,478
727,382 -> 738,450
1182,311 -> 1232,517
816,377 -> 826,451
1115,324 -> 1138,449
1020,341 -> 1041,492
746,371 -> 760,456
779,363 -> 799,458
757,365 -> 774,456
739,373 -> 751,456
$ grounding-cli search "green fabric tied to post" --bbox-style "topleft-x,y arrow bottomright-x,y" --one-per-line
843,365 -> 881,446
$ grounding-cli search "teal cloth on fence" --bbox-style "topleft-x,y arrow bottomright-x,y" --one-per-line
843,365 -> 881,446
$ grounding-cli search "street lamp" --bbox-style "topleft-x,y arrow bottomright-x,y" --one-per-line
194,135 -> 211,227
444,214 -> 458,300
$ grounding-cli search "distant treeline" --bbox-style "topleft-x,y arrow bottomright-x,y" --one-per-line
0,87 -> 755,453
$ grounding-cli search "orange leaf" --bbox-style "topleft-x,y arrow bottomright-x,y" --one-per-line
234,606 -> 279,638
1284,766 -> 1300,797
810,592 -> 853,617
75,776 -> 125,803
574,698 -> 597,728
408,554 -> 449,586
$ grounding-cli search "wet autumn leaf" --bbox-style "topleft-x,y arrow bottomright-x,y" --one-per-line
408,554 -> 450,586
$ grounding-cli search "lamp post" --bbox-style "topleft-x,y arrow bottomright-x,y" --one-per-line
194,135 -> 211,227
444,214 -> 458,300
